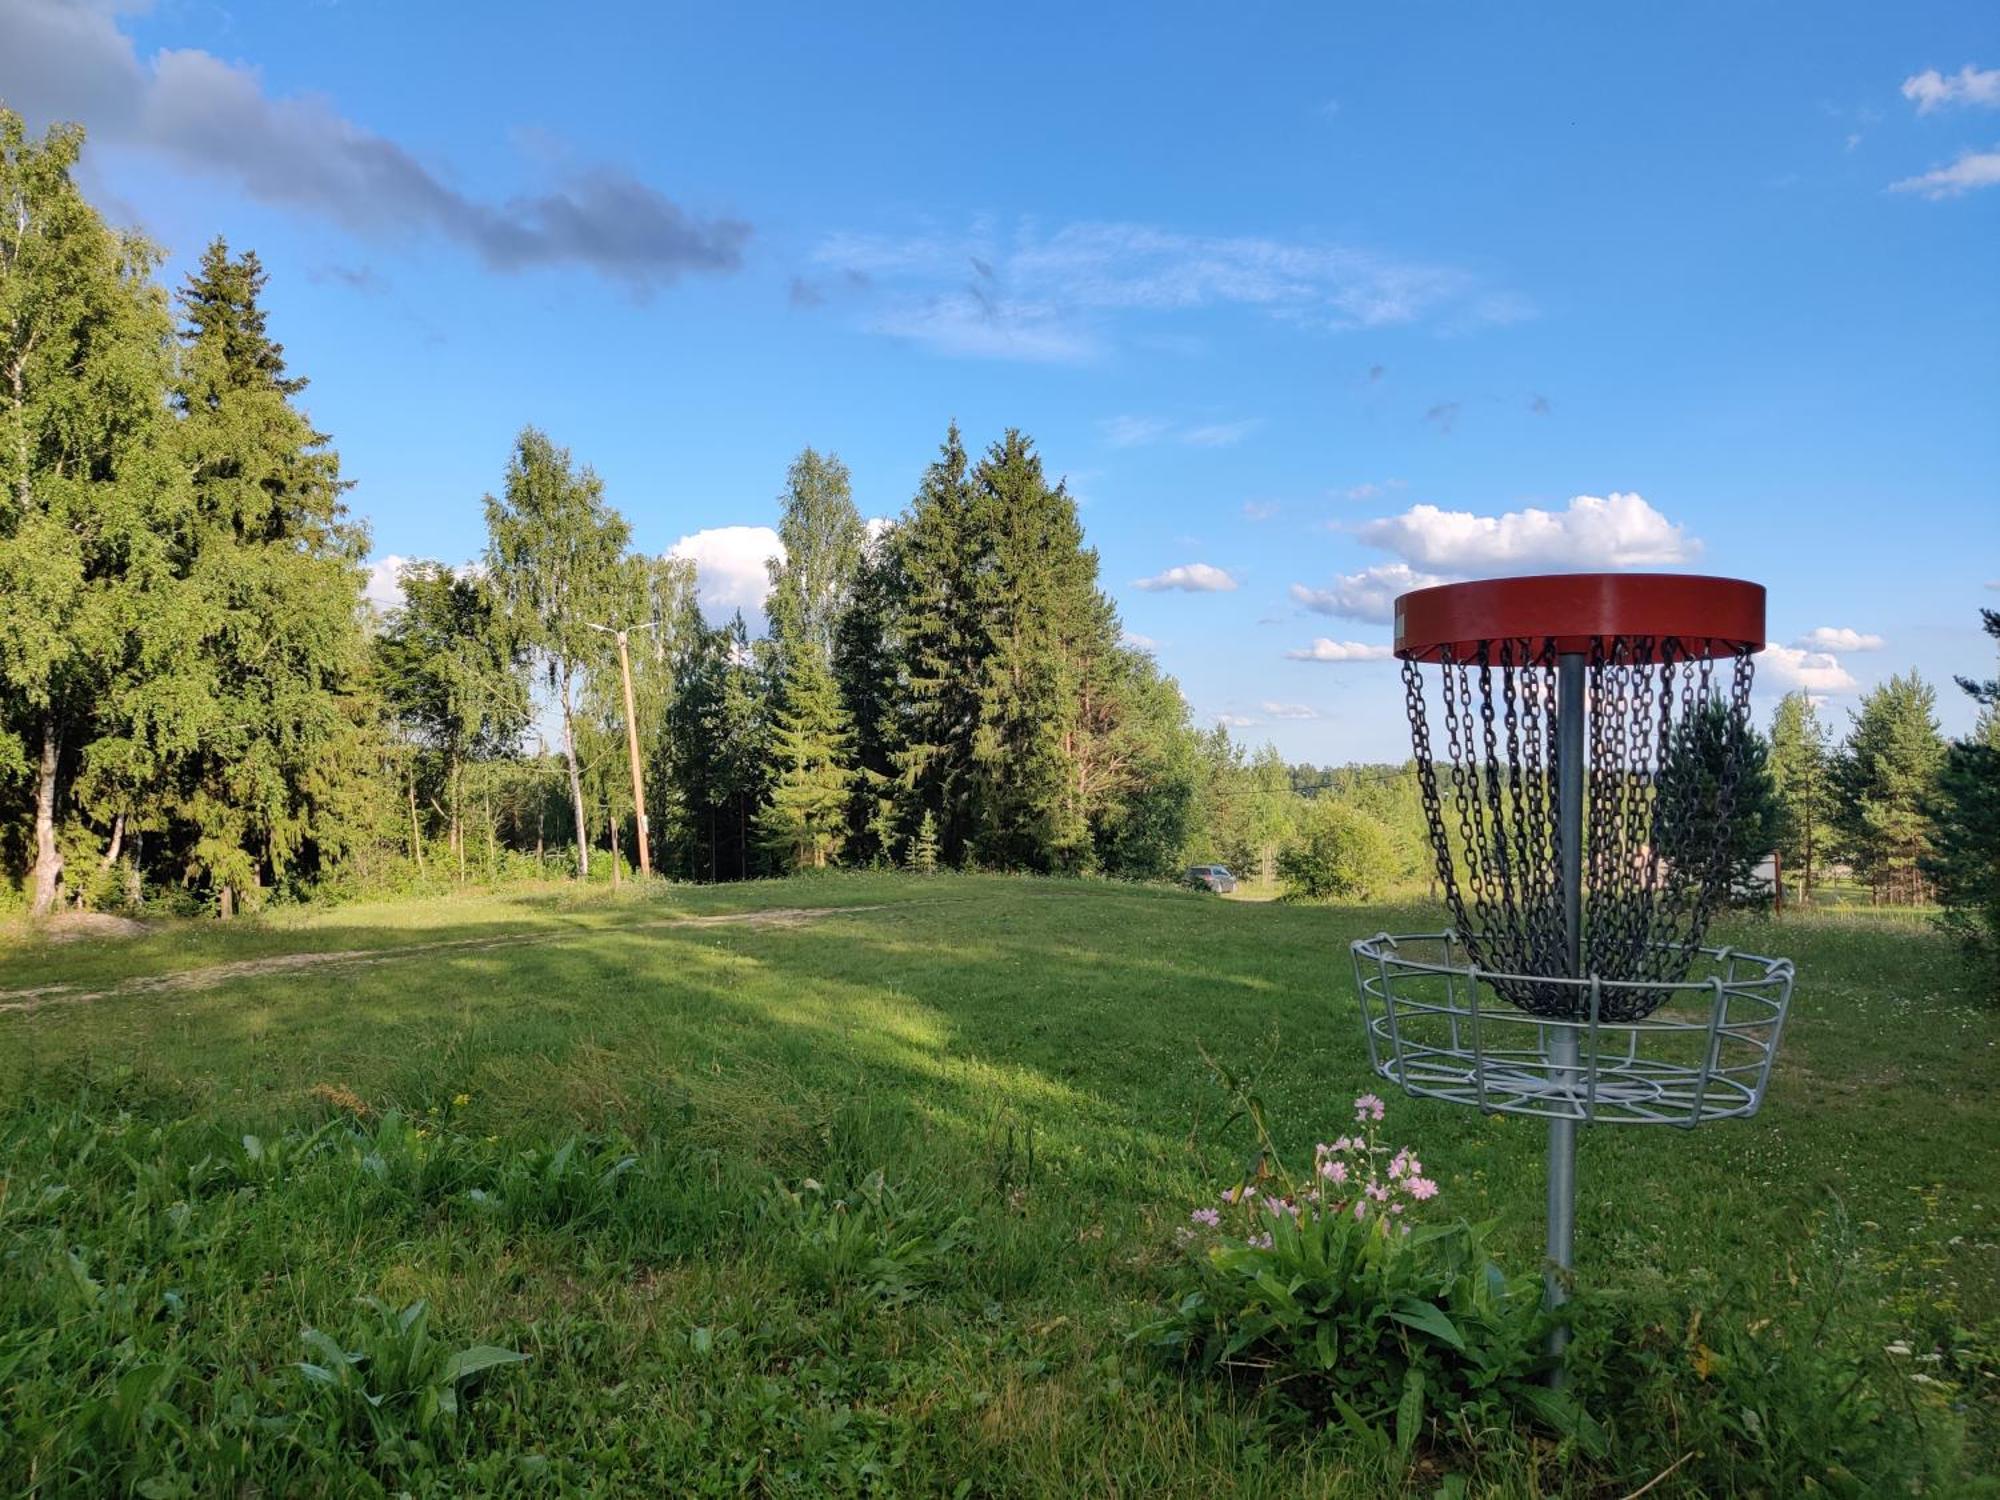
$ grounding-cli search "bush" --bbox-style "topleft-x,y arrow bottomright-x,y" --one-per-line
1140,1093 -> 1599,1460
1276,800 -> 1399,901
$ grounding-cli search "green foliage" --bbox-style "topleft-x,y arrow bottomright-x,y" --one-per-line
293,1298 -> 528,1473
0,108 -> 184,915
905,808 -> 939,873
1928,609 -> 2000,981
1836,672 -> 1947,905
761,1169 -> 971,1305
1277,798 -> 1400,901
1659,701 -> 1783,905
1768,690 -> 1836,903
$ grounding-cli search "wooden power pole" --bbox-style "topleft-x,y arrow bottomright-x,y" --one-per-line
588,620 -> 659,878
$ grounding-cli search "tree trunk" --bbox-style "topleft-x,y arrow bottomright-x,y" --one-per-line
610,813 -> 621,889
451,757 -> 466,885
219,884 -> 235,920
407,764 -> 426,876
99,812 -> 125,873
29,715 -> 62,917
560,673 -> 589,879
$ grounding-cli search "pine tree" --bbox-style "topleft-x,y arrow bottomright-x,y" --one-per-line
0,111 -> 185,914
483,428 -> 630,878
1927,610 -> 2000,972
163,239 -> 372,913
1836,673 -> 1946,905
1768,691 -> 1834,904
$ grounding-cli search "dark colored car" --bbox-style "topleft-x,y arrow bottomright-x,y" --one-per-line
1184,864 -> 1238,894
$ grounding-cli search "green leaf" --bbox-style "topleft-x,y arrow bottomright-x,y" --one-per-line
440,1344 -> 528,1384
1391,1299 -> 1466,1351
1513,1384 -> 1608,1457
1395,1366 -> 1425,1458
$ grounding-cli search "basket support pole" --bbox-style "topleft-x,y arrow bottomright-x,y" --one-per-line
1545,651 -> 1586,1374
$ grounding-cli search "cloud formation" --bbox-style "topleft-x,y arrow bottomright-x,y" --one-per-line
1286,639 -> 1393,663
1890,146 -> 2000,198
1796,626 -> 1884,653
1102,414 -> 1261,448
363,554 -> 412,613
0,0 -> 749,290
1902,65 -> 2000,113
667,526 -> 782,622
812,219 -> 1524,361
1134,563 -> 1239,593
1763,645 -> 1860,694
1356,493 -> 1698,574
1290,562 -> 1450,624
1260,701 -> 1320,720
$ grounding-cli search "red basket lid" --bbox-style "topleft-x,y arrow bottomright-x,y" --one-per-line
1394,573 -> 1765,663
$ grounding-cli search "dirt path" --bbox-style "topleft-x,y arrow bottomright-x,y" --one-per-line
0,905 -> 879,1015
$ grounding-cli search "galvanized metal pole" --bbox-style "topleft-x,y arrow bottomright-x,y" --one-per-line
1546,651 -> 1586,1370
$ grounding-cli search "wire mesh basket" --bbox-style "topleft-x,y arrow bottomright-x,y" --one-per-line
1352,930 -> 1793,1128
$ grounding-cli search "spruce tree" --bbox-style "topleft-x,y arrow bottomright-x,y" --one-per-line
907,809 -> 939,874
1835,673 -> 1946,904
758,448 -> 861,871
1768,691 -> 1834,904
832,528 -> 900,863
965,430 -> 1114,871
758,652 -> 851,869
0,111 -> 185,914
166,239 -> 372,913
1927,610 -> 2000,970
885,425 -> 982,862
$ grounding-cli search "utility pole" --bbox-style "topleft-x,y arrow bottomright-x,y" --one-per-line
587,620 -> 660,878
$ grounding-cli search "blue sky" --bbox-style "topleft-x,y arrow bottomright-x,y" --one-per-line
4,0 -> 1996,760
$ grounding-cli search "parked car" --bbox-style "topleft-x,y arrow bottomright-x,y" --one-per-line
1184,864 -> 1238,894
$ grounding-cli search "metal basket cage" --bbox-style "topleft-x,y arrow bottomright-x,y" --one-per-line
1352,930 -> 1793,1129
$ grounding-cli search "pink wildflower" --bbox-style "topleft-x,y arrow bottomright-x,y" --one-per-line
1190,1207 -> 1221,1227
1352,1198 -> 1368,1220
1366,1182 -> 1390,1202
1320,1158 -> 1349,1185
1248,1232 -> 1274,1250
1354,1094 -> 1386,1123
1406,1176 -> 1439,1201
1220,1186 -> 1243,1204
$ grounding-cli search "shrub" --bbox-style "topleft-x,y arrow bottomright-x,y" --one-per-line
1276,800 -> 1399,902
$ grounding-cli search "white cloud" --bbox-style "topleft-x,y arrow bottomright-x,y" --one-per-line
0,1 -> 749,291
667,525 -> 782,622
1764,646 -> 1860,694
1242,500 -> 1279,521
1215,713 -> 1259,728
1134,563 -> 1239,593
1123,630 -> 1159,650
864,515 -> 894,543
363,554 -> 412,613
1260,701 -> 1320,720
1796,627 -> 1884,653
1902,65 -> 2000,113
1286,638 -> 1394,663
1356,493 -> 1698,573
1890,146 -> 2000,198
1181,419 -> 1261,448
1291,562 -> 1450,624
813,219 -> 1524,361
1102,415 -> 1170,447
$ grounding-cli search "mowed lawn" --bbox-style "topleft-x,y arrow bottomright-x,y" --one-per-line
1,874 -> 1993,1496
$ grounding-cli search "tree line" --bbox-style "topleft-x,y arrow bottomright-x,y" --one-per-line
4,108 -> 1994,974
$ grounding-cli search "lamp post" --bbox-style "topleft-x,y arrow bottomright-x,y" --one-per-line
586,619 -> 660,878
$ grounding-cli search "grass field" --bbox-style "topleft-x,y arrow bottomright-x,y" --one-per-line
2,874 -> 1994,1496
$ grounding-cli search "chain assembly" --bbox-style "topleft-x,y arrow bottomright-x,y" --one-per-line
1403,637 -> 1758,1020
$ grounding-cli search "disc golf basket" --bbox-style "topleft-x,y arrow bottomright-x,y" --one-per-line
1350,573 -> 1793,1358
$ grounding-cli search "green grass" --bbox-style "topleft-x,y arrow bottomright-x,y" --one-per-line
1,873 -> 1993,1496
